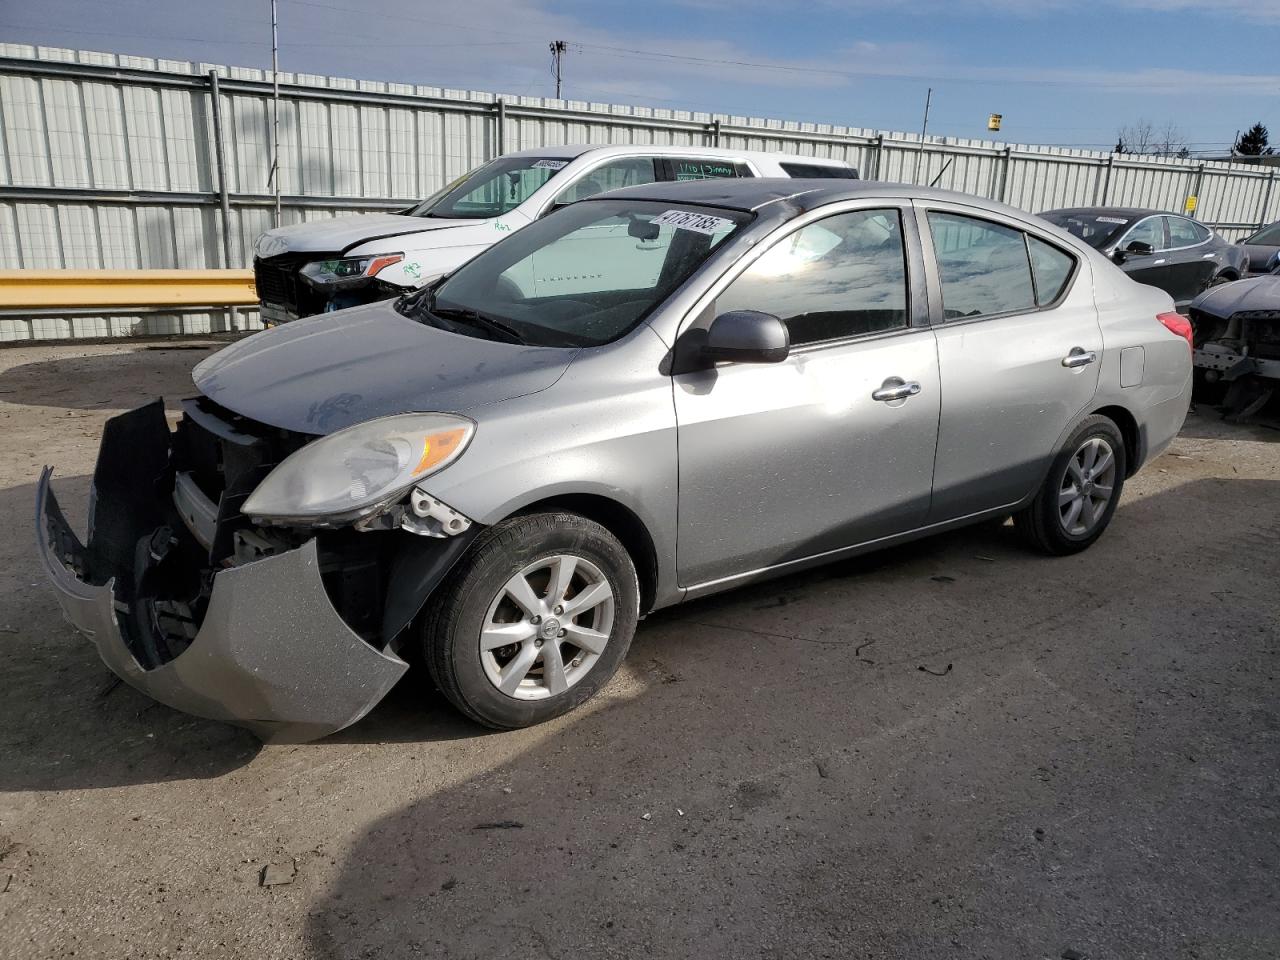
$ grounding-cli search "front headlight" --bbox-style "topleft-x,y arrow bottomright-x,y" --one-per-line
299,253 -> 404,289
243,413 -> 474,523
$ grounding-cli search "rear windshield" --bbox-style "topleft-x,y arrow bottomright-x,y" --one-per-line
407,156 -> 571,220
1039,211 -> 1130,250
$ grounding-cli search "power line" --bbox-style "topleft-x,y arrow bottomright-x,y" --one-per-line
569,41 -> 1278,91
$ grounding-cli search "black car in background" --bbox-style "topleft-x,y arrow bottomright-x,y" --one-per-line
1238,220 -> 1280,277
1040,207 -> 1248,309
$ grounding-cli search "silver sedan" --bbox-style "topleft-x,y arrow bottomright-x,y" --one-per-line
37,180 -> 1193,741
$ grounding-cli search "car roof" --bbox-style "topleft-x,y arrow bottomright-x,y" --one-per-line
1041,206 -> 1174,220
502,143 -> 853,167
587,178 -> 1044,222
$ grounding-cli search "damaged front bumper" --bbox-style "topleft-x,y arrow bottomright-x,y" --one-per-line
37,469 -> 408,743
33,395 -> 430,744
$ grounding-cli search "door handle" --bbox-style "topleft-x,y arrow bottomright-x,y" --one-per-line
871,378 -> 922,402
1061,348 -> 1097,368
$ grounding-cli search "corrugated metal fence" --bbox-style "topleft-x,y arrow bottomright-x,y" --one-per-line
2,43 -> 1278,342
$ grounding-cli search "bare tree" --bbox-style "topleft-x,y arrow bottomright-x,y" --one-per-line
1115,119 -> 1190,157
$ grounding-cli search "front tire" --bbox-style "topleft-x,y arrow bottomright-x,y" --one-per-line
1015,415 -> 1127,556
421,512 -> 639,729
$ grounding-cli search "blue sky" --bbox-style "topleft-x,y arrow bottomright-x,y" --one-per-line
3,0 -> 1277,153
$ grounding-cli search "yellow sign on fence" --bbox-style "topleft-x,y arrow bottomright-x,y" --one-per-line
988,114 -> 1003,131
1184,196 -> 1198,214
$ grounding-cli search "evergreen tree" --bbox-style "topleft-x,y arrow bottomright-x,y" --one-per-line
1235,123 -> 1273,156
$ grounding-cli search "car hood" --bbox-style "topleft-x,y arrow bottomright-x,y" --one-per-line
255,213 -> 477,256
1191,274 -> 1280,318
192,302 -> 577,435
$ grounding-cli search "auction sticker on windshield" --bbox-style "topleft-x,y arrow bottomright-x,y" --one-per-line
651,210 -> 735,235
1096,216 -> 1129,224
533,159 -> 569,170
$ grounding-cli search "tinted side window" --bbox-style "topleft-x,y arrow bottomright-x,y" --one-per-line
779,162 -> 858,179
1166,216 -> 1208,246
716,209 -> 908,346
1123,217 -> 1165,250
927,212 -> 1036,319
1027,236 -> 1075,306
1249,224 -> 1280,245
664,159 -> 742,181
555,158 -> 657,204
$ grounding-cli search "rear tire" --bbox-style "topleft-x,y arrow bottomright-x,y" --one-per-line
1014,415 -> 1127,556
421,512 -> 639,729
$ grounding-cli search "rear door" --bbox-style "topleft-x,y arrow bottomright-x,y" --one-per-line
919,204 -> 1102,519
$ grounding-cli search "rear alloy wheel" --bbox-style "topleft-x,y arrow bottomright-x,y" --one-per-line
422,512 -> 639,729
1015,415 -> 1127,555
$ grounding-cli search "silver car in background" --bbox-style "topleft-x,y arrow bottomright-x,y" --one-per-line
37,180 -> 1193,742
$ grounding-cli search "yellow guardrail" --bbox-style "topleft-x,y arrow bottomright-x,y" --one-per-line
0,269 -> 257,310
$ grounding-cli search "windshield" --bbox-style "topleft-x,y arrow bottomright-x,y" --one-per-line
399,199 -> 750,347
1040,211 -> 1131,250
1246,223 -> 1280,246
407,156 -> 573,219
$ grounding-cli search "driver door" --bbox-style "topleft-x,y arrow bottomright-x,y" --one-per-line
672,203 -> 940,590
1116,215 -> 1168,290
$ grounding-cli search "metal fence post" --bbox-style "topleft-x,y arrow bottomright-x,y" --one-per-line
1100,155 -> 1115,205
872,133 -> 884,181
708,118 -> 721,147
495,98 -> 506,158
1259,171 -> 1276,230
999,146 -> 1013,203
208,69 -> 239,332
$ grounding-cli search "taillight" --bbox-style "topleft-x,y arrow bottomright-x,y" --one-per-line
1157,311 -> 1193,351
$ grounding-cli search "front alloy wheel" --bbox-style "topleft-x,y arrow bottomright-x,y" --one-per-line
422,512 -> 639,729
480,555 -> 616,700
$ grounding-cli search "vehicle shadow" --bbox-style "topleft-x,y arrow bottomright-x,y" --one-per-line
0,347 -> 219,412
302,476 -> 1280,959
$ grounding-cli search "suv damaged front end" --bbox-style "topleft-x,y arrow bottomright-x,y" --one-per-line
36,398 -> 479,743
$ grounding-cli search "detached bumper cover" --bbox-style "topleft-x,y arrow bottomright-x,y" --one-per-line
36,468 -> 408,743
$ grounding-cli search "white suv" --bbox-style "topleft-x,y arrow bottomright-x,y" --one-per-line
252,144 -> 858,323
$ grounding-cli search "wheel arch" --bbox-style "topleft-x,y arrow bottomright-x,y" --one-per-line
511,493 -> 660,615
1089,403 -> 1142,477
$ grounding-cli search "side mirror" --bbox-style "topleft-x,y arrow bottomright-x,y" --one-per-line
702,311 -> 790,365
1117,240 -> 1155,263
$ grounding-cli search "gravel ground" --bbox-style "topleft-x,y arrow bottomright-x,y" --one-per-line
0,341 -> 1277,960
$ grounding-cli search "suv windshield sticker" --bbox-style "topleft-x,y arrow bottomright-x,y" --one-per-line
1096,216 -> 1129,224
651,210 -> 735,235
532,159 -> 569,170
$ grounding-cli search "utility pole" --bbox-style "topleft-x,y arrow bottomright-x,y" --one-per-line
269,0 -> 281,226
914,87 -> 932,185
549,40 -> 567,99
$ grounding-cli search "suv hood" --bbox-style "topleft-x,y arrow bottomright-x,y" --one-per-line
1192,274 -> 1280,318
193,302 -> 576,435
255,213 -> 477,256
